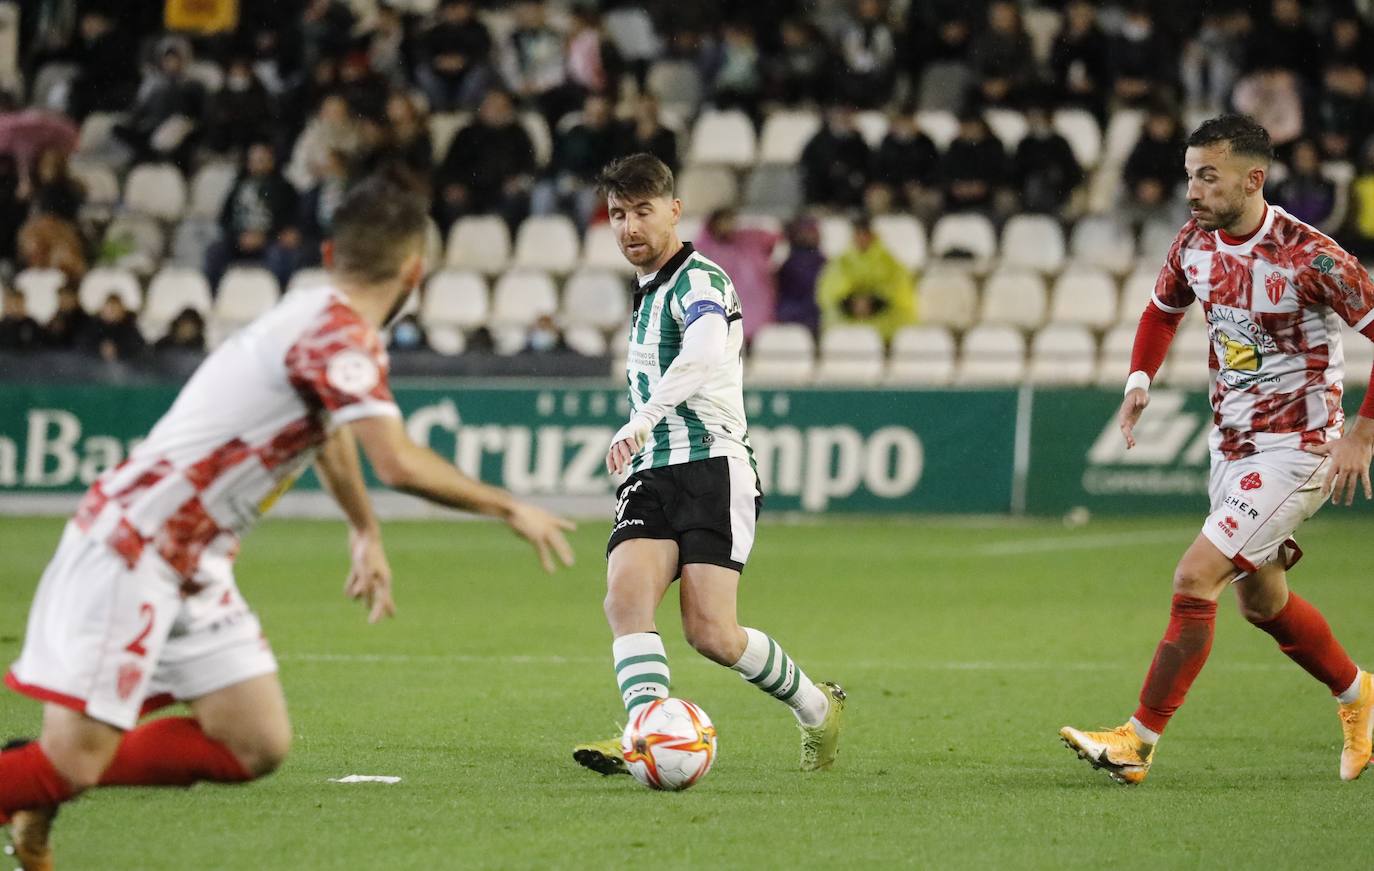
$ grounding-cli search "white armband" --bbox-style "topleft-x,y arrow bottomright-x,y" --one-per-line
1124,370 -> 1151,396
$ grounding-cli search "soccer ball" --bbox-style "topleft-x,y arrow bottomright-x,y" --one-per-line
621,698 -> 718,791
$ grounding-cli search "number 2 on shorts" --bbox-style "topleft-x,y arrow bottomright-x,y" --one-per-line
124,603 -> 156,657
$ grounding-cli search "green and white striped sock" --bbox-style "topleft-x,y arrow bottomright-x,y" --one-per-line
731,627 -> 829,727
613,632 -> 670,715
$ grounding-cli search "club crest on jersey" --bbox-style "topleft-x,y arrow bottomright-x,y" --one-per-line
1264,271 -> 1287,305
1240,472 -> 1262,491
116,663 -> 143,700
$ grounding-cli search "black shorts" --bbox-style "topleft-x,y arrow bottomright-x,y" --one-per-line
606,456 -> 762,575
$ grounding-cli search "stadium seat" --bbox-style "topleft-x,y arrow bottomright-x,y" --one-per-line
1069,216 -> 1136,276
31,61 -> 79,111
1028,324 -> 1097,385
854,110 -> 890,148
188,161 -> 238,220
144,267 -> 213,338
914,110 -> 958,150
759,110 -> 821,164
582,223 -> 634,275
917,268 -> 979,330
427,111 -> 470,162
677,216 -> 705,245
1158,327 -> 1211,388
688,110 -> 756,167
984,108 -> 1029,152
286,268 -> 331,292
186,60 -> 224,93
1096,324 -> 1137,387
647,60 -> 703,118
446,215 -> 511,274
885,325 -> 956,386
742,165 -> 803,217
677,166 -> 739,217
124,163 -> 188,221
521,111 -> 553,167
1023,7 -> 1063,64
955,324 -> 1027,385
169,218 -> 219,269
929,212 -> 997,272
1342,324 -> 1374,388
561,269 -> 631,331
1050,267 -> 1118,328
1053,108 -> 1102,169
1103,109 -> 1146,167
1119,266 -> 1157,323
14,269 -> 64,324
979,269 -> 1047,329
872,214 -> 927,271
814,324 -> 885,385
512,215 -> 580,274
423,217 -> 443,274
1000,214 -> 1066,274
1138,219 -> 1177,267
421,269 -> 489,355
563,325 -> 609,357
68,160 -> 120,221
748,323 -> 815,385
214,267 -> 280,326
75,112 -> 131,163
101,215 -> 166,275
489,268 -> 559,329
78,266 -> 143,313
819,216 -> 854,259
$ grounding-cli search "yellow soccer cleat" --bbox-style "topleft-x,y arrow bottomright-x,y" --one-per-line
4,806 -> 56,871
799,682 -> 846,772
1338,670 -> 1374,781
573,734 -> 629,777
1059,723 -> 1155,785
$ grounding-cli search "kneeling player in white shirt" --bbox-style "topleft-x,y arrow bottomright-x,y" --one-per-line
0,175 -> 575,868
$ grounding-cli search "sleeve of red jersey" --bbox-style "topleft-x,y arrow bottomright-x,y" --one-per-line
1128,235 -> 1195,383
1301,244 -> 1374,419
285,309 -> 401,426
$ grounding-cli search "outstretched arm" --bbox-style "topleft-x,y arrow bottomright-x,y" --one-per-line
315,427 -> 394,623
1119,300 -> 1187,449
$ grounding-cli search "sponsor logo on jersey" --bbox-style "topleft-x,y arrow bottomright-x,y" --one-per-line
1218,516 -> 1239,537
116,663 -> 143,700
1312,253 -> 1337,275
1265,271 -> 1287,305
1220,335 -> 1261,372
1224,493 -> 1260,519
1240,472 -> 1262,491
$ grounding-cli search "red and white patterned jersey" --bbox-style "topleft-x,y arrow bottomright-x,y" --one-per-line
71,286 -> 400,591
1153,204 -> 1374,460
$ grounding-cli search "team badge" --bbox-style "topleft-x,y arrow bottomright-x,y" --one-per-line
116,663 -> 144,700
1265,271 -> 1286,305
326,350 -> 380,395
1240,472 -> 1262,491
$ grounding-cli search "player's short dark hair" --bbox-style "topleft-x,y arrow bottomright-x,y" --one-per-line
1186,114 -> 1274,164
330,174 -> 430,283
596,153 -> 674,202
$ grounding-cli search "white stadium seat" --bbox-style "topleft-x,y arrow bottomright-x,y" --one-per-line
286,268 -> 332,292
759,110 -> 821,164
677,165 -> 739,216
1342,324 -> 1374,388
688,109 -> 756,167
956,324 -> 1027,385
1158,327 -> 1212,388
427,111 -> 470,161
749,323 -> 815,385
490,269 -> 559,328
143,267 -> 213,337
1028,324 -> 1097,385
14,269 -> 65,324
169,218 -> 219,269
422,269 -> 489,355
1000,214 -> 1066,274
872,214 -> 927,271
78,267 -> 142,313
886,325 -> 956,386
917,269 -> 979,330
647,60 -> 703,117
1070,216 -> 1137,276
75,111 -> 129,160
819,216 -> 854,259
513,215 -> 580,274
123,163 -> 188,221
214,267 -> 280,325
521,111 -> 553,167
1097,324 -> 1137,387
68,160 -> 120,221
984,108 -> 1029,152
101,214 -> 165,274
1119,266 -> 1158,323
1053,108 -> 1102,169
929,212 -> 997,272
188,162 -> 238,219
814,324 -> 885,385
914,110 -> 958,150
979,269 -> 1047,329
854,110 -> 890,148
1103,109 -> 1146,167
1050,267 -> 1118,328
1138,219 -> 1177,266
582,223 -> 635,275
561,270 -> 631,331
446,215 -> 511,274
563,325 -> 609,357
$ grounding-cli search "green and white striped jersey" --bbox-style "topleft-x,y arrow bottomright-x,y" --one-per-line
625,243 -> 755,474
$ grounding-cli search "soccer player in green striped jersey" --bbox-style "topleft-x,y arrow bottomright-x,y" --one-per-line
572,154 -> 846,776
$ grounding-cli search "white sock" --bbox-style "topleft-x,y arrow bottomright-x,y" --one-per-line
1337,670 -> 1364,704
730,627 -> 829,727
612,632 -> 670,715
1129,717 -> 1160,745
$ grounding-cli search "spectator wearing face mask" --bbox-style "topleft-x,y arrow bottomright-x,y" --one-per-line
154,308 -> 207,354
207,56 -> 275,155
524,314 -> 565,354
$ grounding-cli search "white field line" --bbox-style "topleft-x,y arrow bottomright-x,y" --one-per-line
278,652 -> 1287,672
968,529 -> 1187,557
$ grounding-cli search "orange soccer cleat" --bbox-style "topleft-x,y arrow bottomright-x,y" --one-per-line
1059,723 -> 1155,785
1338,671 -> 1374,781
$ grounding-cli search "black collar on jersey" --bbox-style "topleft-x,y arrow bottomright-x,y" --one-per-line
631,241 -> 694,321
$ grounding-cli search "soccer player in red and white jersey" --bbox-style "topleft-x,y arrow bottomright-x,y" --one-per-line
1060,115 -> 1374,785
0,175 -> 576,868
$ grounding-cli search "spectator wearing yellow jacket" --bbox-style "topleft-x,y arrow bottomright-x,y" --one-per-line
816,216 -> 917,342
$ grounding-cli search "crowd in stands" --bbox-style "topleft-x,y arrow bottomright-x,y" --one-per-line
2,0 -> 1374,379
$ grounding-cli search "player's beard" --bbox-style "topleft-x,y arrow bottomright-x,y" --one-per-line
1191,190 -> 1245,232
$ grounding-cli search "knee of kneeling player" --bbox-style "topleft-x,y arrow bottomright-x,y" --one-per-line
683,621 -> 743,665
232,730 -> 292,778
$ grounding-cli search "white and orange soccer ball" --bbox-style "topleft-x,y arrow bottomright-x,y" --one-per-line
621,698 -> 718,791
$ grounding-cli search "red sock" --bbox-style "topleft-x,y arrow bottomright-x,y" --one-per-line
1252,593 -> 1359,695
0,742 -> 75,824
1133,594 -> 1218,736
99,718 -> 252,787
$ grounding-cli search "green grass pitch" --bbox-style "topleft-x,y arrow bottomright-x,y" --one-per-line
3,512 -> 1373,870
